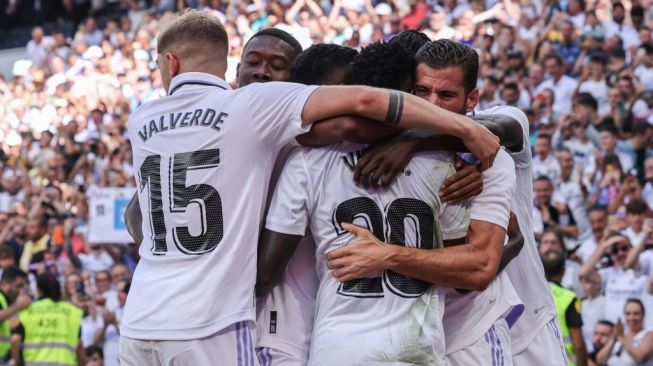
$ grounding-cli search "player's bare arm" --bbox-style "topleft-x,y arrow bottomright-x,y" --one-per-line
301,86 -> 500,171
295,116 -> 402,146
255,229 -> 303,296
124,194 -> 143,245
498,212 -> 524,272
353,113 -> 523,189
327,219 -> 505,291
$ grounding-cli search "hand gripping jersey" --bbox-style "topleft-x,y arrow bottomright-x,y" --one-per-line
265,142 -> 468,365
478,106 -> 558,353
122,72 -> 317,340
443,150 -> 523,354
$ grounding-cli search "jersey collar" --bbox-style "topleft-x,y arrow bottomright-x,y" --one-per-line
168,72 -> 231,96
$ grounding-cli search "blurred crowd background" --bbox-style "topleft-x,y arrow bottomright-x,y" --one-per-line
1,0 -> 653,365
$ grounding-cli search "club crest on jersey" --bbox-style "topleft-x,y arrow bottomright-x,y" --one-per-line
137,109 -> 229,142
341,150 -> 364,172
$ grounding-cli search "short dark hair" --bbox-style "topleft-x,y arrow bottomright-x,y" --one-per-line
1,266 -> 27,283
588,205 -> 607,215
120,280 -> 131,295
85,345 -> 104,359
289,44 -> 357,85
599,124 -> 619,136
244,28 -> 303,59
389,30 -> 430,56
534,175 -> 553,185
576,92 -> 598,111
626,197 -> 648,215
536,134 -> 552,143
0,245 -> 15,260
415,39 -> 479,95
503,82 -> 519,92
541,229 -> 565,248
612,2 -> 625,11
544,52 -> 564,66
351,41 -> 415,91
597,319 -> 615,328
541,249 -> 566,279
37,273 -> 62,302
631,4 -> 644,17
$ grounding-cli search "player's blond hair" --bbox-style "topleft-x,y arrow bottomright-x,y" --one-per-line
157,9 -> 228,57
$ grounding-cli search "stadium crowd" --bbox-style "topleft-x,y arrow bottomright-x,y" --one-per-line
1,0 -> 653,365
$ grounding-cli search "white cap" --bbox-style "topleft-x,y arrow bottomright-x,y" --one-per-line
375,3 -> 392,16
83,45 -> 104,60
12,59 -> 32,77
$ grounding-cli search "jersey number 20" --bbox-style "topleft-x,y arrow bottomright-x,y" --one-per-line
332,197 -> 436,299
140,149 -> 223,255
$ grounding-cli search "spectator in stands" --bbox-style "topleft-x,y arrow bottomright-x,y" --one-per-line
581,234 -> 647,323
25,27 -> 54,67
86,345 -> 104,366
556,147 -> 591,241
538,53 -> 579,117
588,320 -> 614,366
623,217 -> 653,278
19,215 -> 50,271
556,20 -> 583,69
534,175 -> 579,244
644,157 -> 653,211
538,229 -> 583,296
93,271 -> 118,311
622,198 -> 650,246
597,298 -> 653,365
576,206 -> 609,263
533,134 -> 560,182
581,270 -> 606,355
543,248 -> 588,366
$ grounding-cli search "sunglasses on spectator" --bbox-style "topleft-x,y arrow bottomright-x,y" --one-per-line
611,244 -> 631,255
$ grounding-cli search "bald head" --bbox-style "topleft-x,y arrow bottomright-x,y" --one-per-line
157,10 -> 229,92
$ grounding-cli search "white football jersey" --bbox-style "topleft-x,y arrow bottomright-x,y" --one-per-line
121,72 -> 318,340
256,144 -> 319,362
443,150 -> 523,353
266,142 -> 468,365
479,106 -> 558,353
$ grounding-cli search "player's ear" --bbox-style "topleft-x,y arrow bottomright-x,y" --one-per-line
236,62 -> 241,85
466,88 -> 479,113
166,52 -> 181,78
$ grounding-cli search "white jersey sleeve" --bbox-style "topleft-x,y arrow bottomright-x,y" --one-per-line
469,150 -> 516,229
238,82 -> 318,149
483,105 -> 531,168
265,148 -> 312,236
439,166 -> 471,241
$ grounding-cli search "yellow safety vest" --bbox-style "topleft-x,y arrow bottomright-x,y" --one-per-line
550,282 -> 579,366
18,298 -> 82,366
0,292 -> 11,358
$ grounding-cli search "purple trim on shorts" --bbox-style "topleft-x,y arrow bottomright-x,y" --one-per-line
491,327 -> 500,366
237,322 -> 243,366
505,304 -> 525,328
246,323 -> 255,366
257,348 -> 267,366
492,326 -> 505,366
241,321 -> 249,366
484,328 -> 497,366
549,318 -> 568,363
266,348 -> 272,366
257,347 -> 272,366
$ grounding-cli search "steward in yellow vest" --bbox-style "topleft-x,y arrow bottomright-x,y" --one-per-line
0,267 -> 31,363
542,247 -> 588,366
12,273 -> 84,366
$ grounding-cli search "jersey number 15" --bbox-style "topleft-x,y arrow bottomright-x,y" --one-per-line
139,149 -> 223,255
